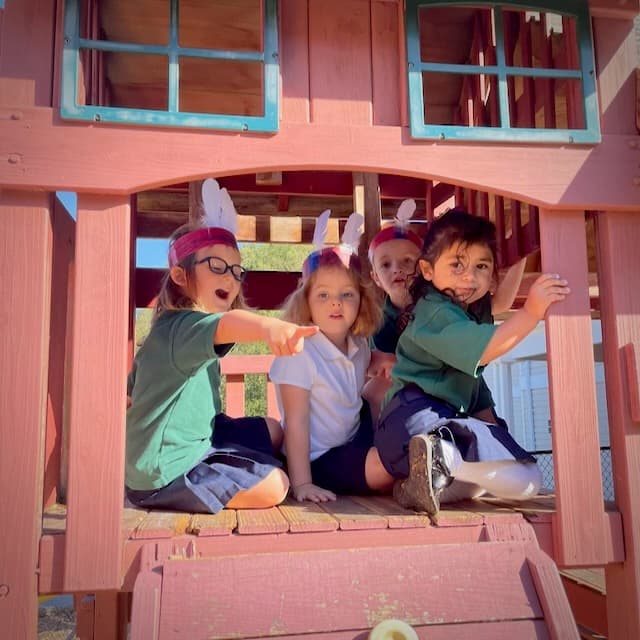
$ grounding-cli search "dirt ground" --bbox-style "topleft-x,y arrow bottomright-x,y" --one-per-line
38,598 -> 77,640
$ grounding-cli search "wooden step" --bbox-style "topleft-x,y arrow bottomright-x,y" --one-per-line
130,537 -> 579,639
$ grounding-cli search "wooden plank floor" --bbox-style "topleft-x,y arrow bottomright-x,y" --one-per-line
43,493 -> 556,539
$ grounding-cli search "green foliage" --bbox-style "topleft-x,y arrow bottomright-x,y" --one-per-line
240,242 -> 310,272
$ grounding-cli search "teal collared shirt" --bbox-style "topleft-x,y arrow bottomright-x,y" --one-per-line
384,286 -> 496,414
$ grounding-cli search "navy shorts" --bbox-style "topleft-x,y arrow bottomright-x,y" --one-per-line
307,401 -> 375,496
375,385 -> 534,478
126,414 -> 282,514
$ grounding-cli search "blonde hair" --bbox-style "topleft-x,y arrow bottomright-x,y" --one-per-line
280,264 -> 382,337
154,222 -> 247,320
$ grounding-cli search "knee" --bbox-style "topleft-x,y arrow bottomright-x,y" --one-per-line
265,417 -> 284,450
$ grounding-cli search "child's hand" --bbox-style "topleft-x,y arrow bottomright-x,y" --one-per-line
292,482 -> 337,503
264,319 -> 318,356
524,273 -> 570,320
368,351 -> 396,379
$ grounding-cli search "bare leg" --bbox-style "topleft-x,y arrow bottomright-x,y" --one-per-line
265,416 -> 284,452
226,468 -> 290,509
364,447 -> 394,492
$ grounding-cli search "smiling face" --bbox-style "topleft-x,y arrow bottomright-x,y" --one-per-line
307,266 -> 360,348
419,240 -> 495,307
370,238 -> 421,309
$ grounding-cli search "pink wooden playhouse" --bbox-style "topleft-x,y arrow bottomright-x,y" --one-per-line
1,1 -> 639,638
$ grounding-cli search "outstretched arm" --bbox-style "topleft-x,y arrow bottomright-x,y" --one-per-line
278,384 -> 336,503
480,273 -> 569,365
491,257 -> 526,316
214,310 -> 318,356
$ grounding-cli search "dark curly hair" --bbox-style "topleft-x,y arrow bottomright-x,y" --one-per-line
399,207 -> 499,330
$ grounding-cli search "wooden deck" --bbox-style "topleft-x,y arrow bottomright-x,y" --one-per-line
38,493 -> 622,595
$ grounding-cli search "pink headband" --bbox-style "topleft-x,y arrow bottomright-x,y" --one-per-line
302,246 -> 361,280
368,225 -> 423,261
169,227 -> 238,267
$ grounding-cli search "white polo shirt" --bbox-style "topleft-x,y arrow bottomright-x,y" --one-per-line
269,331 -> 370,461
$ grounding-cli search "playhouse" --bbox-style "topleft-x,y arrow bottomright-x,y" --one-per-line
1,1 -> 639,638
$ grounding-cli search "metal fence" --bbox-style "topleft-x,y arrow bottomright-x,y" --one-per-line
534,447 -> 614,501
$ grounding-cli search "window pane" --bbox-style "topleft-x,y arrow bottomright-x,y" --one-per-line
422,71 -> 500,127
179,57 -> 264,116
82,0 -> 170,46
418,6 -> 494,65
179,0 -> 263,51
99,52 -> 168,110
502,9 -> 579,71
508,75 -> 585,129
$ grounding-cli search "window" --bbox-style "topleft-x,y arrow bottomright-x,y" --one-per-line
405,1 -> 599,143
61,0 -> 278,132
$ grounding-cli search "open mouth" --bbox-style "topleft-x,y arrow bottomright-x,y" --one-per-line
215,289 -> 230,301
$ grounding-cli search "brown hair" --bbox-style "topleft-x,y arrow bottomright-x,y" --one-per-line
154,222 -> 247,320
280,264 -> 382,337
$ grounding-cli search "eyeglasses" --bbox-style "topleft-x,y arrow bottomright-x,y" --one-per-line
194,256 -> 247,282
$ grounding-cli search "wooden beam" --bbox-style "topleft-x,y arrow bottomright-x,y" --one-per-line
588,0 -> 640,18
594,210 -> 640,640
4,112 -> 639,209
64,194 -> 130,590
539,209 -> 607,566
0,190 -> 52,640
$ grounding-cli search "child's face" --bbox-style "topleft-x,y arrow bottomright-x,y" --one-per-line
307,266 -> 360,344
370,239 -> 421,308
191,244 -> 243,313
419,241 -> 494,307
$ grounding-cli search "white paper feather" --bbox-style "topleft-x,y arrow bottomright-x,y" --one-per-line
312,209 -> 331,249
341,212 -> 364,251
395,199 -> 416,229
201,178 -> 238,234
218,187 -> 238,235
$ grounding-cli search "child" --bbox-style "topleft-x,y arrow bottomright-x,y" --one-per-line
374,208 -> 570,517
365,202 -> 526,425
126,178 -> 317,514
269,211 -> 394,502
363,199 -> 424,420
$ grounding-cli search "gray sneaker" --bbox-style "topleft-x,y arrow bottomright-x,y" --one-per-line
393,434 -> 451,519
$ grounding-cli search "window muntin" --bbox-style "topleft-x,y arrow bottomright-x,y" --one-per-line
406,1 -> 599,143
61,0 -> 278,132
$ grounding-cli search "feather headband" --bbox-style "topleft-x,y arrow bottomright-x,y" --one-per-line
302,210 -> 364,280
368,198 -> 422,261
169,178 -> 239,267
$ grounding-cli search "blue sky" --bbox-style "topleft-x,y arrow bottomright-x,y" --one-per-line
58,191 -> 169,267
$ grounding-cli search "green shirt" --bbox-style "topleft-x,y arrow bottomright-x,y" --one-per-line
126,310 -> 232,490
384,287 -> 496,414
370,296 -> 403,353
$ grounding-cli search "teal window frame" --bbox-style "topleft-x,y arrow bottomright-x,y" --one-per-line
405,0 -> 600,143
61,0 -> 279,132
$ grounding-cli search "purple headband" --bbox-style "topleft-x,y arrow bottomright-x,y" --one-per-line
169,227 -> 238,267
368,225 -> 423,261
302,246 -> 362,280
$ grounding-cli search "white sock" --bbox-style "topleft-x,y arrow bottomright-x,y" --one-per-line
439,438 -> 463,475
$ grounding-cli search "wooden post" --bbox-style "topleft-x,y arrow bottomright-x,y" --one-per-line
539,209 -> 607,566
594,211 -> 640,640
353,172 -> 381,268
64,194 -> 130,591
0,190 -> 53,640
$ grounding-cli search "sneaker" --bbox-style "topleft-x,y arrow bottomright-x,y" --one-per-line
393,434 -> 452,518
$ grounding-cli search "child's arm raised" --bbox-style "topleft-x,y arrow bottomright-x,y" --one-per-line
491,257 -> 526,316
278,384 -> 337,503
479,273 -> 569,365
214,310 -> 318,356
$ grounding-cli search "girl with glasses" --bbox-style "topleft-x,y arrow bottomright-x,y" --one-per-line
126,180 -> 317,514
